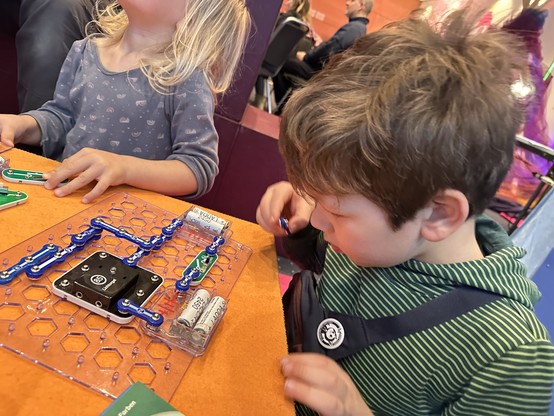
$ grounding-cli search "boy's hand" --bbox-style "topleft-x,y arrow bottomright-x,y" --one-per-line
43,148 -> 128,204
0,114 -> 41,148
281,353 -> 374,416
256,181 -> 313,236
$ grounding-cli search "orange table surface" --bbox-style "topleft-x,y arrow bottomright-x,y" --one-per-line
0,148 -> 293,416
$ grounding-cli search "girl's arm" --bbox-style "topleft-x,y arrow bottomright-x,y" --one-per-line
44,69 -> 219,203
44,149 -> 199,203
165,70 -> 219,198
0,40 -> 85,150
120,157 -> 198,196
25,39 -> 86,158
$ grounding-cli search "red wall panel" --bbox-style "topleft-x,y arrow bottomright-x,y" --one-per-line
309,0 -> 420,41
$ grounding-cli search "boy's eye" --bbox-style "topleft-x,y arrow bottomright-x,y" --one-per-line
314,199 -> 344,217
322,205 -> 342,217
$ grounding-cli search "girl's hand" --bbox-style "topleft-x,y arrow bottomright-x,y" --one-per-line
256,181 -> 314,236
0,114 -> 41,148
43,148 -> 128,204
281,353 -> 374,416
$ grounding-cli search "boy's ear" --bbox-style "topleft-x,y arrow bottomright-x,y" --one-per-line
420,189 -> 469,242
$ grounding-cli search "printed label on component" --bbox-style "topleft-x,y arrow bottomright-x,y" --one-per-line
193,296 -> 226,335
177,288 -> 211,327
184,207 -> 229,235
90,274 -> 108,285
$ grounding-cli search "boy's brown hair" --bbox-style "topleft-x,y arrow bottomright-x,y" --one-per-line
280,10 -> 529,228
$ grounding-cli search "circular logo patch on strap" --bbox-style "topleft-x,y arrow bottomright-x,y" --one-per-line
317,318 -> 345,350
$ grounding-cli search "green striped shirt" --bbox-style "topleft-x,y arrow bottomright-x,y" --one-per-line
296,219 -> 554,415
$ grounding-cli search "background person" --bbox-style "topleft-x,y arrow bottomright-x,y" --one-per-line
0,0 -> 96,113
252,0 -> 315,110
272,0 -> 373,110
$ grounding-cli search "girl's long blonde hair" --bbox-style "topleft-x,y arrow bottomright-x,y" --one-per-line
92,0 -> 251,95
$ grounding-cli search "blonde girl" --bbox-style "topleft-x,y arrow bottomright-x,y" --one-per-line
0,0 -> 251,203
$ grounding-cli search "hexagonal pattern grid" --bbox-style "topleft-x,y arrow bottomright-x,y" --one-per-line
94,347 -> 123,369
128,362 -> 157,385
161,245 -> 179,257
84,313 -> 109,331
141,210 -> 157,220
0,302 -> 25,321
129,217 -> 147,228
27,318 -> 57,337
61,332 -> 90,352
53,299 -> 79,316
115,326 -> 141,345
0,193 -> 252,401
146,339 -> 172,360
108,208 -> 126,218
23,284 -> 50,301
150,255 -> 169,268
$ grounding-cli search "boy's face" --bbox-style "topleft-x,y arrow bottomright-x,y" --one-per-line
310,193 -> 427,268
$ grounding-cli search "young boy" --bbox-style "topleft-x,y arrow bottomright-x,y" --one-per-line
256,10 -> 554,416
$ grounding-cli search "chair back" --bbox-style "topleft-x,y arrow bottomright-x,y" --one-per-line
260,16 -> 310,78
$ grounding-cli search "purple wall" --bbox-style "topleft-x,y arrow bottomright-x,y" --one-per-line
196,0 -> 289,224
215,0 -> 281,122
196,107 -> 287,224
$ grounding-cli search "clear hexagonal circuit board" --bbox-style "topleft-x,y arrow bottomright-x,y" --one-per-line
0,193 -> 251,400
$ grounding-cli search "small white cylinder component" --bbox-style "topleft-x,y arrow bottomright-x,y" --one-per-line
184,207 -> 229,236
193,296 -> 226,335
177,288 -> 211,327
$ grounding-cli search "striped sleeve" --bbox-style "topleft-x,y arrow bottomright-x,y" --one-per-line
444,341 -> 554,416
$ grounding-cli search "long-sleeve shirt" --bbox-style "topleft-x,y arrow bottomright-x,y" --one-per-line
286,216 -> 554,415
26,38 -> 219,198
303,16 -> 368,71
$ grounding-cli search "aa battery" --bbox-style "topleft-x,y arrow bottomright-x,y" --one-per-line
193,296 -> 227,335
177,288 -> 211,327
184,207 -> 229,236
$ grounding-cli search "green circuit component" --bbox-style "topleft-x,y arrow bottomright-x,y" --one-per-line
188,250 -> 219,286
0,189 -> 28,211
2,168 -> 47,185
2,168 -> 69,186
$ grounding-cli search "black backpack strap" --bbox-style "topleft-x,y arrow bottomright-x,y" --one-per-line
287,271 -> 502,361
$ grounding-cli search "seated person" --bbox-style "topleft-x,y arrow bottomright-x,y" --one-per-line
272,0 -> 373,108
277,0 -> 315,57
0,0 -> 251,204
256,9 -> 554,415
252,0 -> 315,109
0,0 -> 95,113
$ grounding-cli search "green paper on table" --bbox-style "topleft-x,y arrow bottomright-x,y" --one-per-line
101,382 -> 185,416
